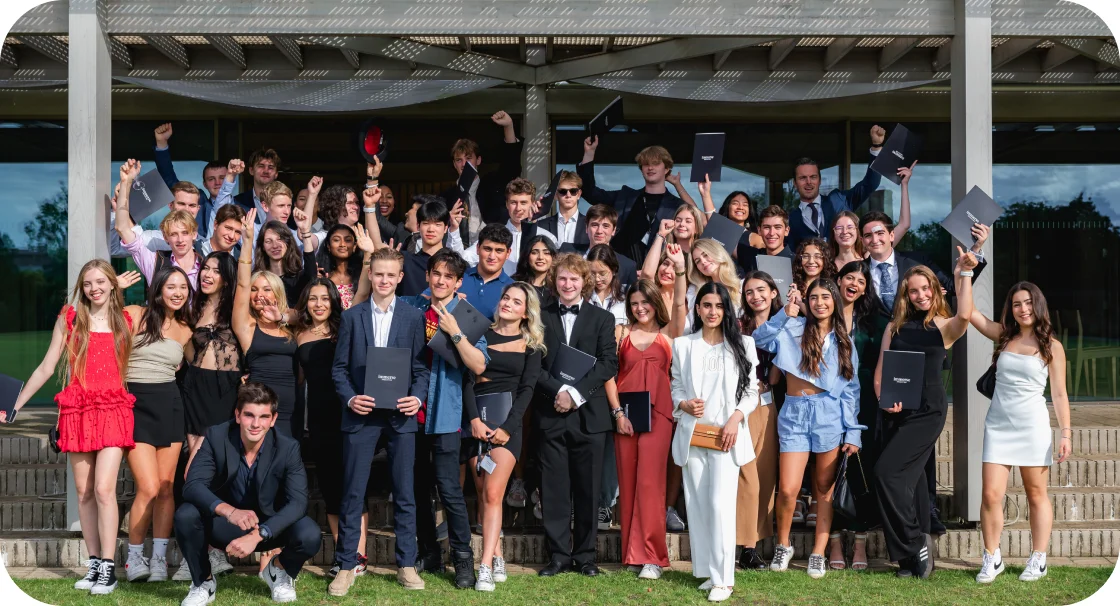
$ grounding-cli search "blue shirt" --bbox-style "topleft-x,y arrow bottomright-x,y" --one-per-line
209,434 -> 260,514
460,267 -> 514,320
751,309 -> 865,447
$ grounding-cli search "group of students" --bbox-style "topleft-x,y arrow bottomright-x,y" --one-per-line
0,119 -> 1073,604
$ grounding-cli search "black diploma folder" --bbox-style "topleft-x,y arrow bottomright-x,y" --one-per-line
0,373 -> 26,422
587,96 -> 624,137
364,347 -> 411,409
620,391 -> 652,433
477,392 -> 513,430
550,343 -> 597,385
879,350 -> 925,410
755,255 -> 795,305
455,161 -> 479,203
128,168 -> 176,223
690,133 -> 726,182
940,186 -> 1003,245
426,299 -> 490,368
700,212 -> 746,257
870,123 -> 923,186
538,169 -> 565,215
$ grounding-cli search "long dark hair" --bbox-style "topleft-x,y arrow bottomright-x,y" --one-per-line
793,237 -> 835,290
513,234 -> 558,283
995,282 -> 1054,365
318,223 -> 362,286
741,270 -> 782,334
137,266 -> 194,348
799,278 -> 854,381
692,281 -> 754,403
191,251 -> 237,330
254,220 -> 303,277
587,243 -> 624,303
296,278 -> 342,342
835,260 -> 881,332
718,191 -> 759,232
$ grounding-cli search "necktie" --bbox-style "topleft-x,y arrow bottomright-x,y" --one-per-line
878,262 -> 896,311
809,202 -> 821,234
560,304 -> 580,316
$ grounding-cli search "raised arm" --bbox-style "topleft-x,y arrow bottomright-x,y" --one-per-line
891,161 -> 915,241
969,309 -> 1002,342
665,243 -> 689,338
232,208 -> 258,350
666,171 -> 699,218
361,185 -> 386,250
152,123 -> 180,189
841,125 -> 887,209
641,220 -> 674,280
214,159 -> 243,212
697,173 -> 717,219
940,247 -> 978,346
114,159 -> 142,245
351,223 -> 375,307
1,313 -> 67,421
302,175 -> 323,248
576,136 -> 622,207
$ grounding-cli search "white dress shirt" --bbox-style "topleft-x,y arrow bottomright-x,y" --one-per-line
589,292 -> 627,326
558,302 -> 587,409
554,210 -> 580,244
371,296 -> 396,348
798,195 -> 826,235
868,250 -> 897,299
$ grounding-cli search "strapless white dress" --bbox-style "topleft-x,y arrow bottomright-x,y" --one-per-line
983,352 -> 1053,466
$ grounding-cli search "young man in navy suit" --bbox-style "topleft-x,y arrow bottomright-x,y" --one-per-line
329,247 -> 431,595
787,125 -> 886,251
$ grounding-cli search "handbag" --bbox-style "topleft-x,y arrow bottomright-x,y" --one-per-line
48,426 -> 62,454
832,452 -> 870,520
689,423 -> 723,450
976,354 -> 999,399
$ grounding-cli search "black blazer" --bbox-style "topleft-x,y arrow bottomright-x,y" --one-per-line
332,298 -> 431,433
576,161 -> 683,251
439,139 -> 524,246
536,212 -> 590,251
535,301 -> 619,434
877,250 -> 988,316
233,190 -> 256,214
183,422 -> 307,536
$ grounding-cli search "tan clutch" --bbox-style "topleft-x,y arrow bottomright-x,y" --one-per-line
689,423 -> 723,450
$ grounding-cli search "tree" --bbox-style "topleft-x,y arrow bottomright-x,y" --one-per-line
23,182 -> 68,252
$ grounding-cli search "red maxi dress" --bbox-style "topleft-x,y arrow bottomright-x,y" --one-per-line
614,331 -> 674,567
54,306 -> 136,452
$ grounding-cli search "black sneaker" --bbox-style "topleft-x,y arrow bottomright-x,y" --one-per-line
90,559 -> 118,595
929,507 -> 947,536
417,551 -> 444,574
74,557 -> 101,590
452,551 -> 476,589
911,534 -> 934,579
597,507 -> 612,530
737,547 -> 767,570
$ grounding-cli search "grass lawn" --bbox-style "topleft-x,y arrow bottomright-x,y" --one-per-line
0,330 -> 61,404
13,566 -> 1114,606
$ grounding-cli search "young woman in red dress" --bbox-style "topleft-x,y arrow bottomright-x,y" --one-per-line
3,259 -> 139,595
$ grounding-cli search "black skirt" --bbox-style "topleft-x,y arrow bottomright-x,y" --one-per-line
129,381 -> 185,447
182,365 -> 243,436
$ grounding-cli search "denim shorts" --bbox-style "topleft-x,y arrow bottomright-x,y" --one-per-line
777,392 -> 844,453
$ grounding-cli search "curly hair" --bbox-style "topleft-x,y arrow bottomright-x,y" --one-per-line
550,252 -> 594,299
317,184 -> 356,228
793,237 -> 834,290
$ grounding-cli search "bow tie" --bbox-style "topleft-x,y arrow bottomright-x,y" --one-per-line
560,304 -> 581,316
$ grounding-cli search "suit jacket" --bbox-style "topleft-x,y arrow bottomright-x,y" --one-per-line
537,212 -> 590,251
154,145 -> 213,238
535,301 -> 619,434
788,153 -> 882,251
876,250 -> 988,316
576,161 -> 683,254
183,422 -> 307,536
232,190 -> 257,215
668,332 -> 761,467
332,298 -> 431,433
439,139 -> 524,246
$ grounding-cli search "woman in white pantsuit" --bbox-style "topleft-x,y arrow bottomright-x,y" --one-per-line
970,282 -> 1071,585
670,282 -> 760,603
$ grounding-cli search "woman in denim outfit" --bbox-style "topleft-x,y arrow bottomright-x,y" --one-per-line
751,277 -> 863,579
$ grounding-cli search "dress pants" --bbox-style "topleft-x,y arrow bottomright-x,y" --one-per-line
173,503 -> 320,586
539,415 -> 607,567
614,411 -> 671,567
338,424 -> 417,569
683,446 -> 740,587
414,431 -> 472,557
875,405 -> 944,562
737,403 -> 778,546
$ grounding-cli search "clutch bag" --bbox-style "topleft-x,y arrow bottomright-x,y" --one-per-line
689,423 -> 723,450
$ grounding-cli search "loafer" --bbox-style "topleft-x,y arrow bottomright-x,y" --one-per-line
538,560 -> 567,577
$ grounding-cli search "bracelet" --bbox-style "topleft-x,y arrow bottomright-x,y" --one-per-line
610,408 -> 624,419
363,260 -> 371,266
238,259 -> 252,265
299,231 -> 311,238
960,270 -> 974,277
675,270 -> 686,277
362,206 -> 378,213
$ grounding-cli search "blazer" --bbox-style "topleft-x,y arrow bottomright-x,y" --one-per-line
536,212 -> 590,251
669,332 -> 761,467
535,300 -> 619,434
232,190 -> 257,214
877,250 -> 988,316
788,153 -> 882,251
183,422 -> 307,536
332,298 -> 430,433
439,139 -> 524,246
576,161 -> 683,250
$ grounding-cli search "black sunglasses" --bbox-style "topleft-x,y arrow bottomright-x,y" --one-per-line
556,188 -> 581,197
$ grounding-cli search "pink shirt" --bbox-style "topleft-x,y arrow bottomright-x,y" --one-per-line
123,235 -> 201,290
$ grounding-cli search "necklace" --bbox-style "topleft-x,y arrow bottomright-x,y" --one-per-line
311,324 -> 330,336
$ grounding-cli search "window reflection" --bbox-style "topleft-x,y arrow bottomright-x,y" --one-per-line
556,163 -> 770,214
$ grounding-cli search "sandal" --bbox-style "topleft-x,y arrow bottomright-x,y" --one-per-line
828,533 -> 846,570
792,499 -> 807,524
851,533 -> 869,571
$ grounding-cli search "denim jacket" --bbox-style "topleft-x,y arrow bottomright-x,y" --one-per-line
752,309 -> 865,447
400,295 -> 489,435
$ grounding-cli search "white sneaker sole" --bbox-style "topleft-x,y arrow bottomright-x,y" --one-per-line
638,571 -> 661,580
127,569 -> 151,582
808,569 -> 826,579
1020,570 -> 1046,582
475,581 -> 495,592
90,584 -> 117,595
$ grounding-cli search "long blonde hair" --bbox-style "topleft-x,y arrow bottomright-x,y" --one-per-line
60,259 -> 132,388
689,238 -> 741,304
249,270 -> 295,340
667,203 -> 705,249
889,265 -> 951,336
492,282 -> 547,356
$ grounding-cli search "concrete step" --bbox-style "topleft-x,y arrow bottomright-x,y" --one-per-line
934,426 -> 1120,459
936,489 -> 1120,523
934,456 -> 1120,490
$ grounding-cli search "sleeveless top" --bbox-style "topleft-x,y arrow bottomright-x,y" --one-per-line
617,331 -> 674,421
126,335 -> 184,383
888,317 -> 949,411
190,324 -> 242,371
245,326 -> 298,394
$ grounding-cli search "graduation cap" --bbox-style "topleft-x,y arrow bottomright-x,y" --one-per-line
939,186 -> 1003,245
128,168 -> 176,223
357,119 -> 388,163
587,96 -> 625,137
870,123 -> 923,186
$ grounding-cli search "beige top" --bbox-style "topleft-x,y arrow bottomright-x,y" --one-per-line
126,336 -> 184,384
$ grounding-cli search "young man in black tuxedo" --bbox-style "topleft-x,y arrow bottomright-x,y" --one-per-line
174,382 -> 320,606
535,253 -> 619,578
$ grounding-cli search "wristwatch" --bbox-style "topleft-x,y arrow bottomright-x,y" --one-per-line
611,408 -> 625,419
257,524 -> 273,541
451,332 -> 464,344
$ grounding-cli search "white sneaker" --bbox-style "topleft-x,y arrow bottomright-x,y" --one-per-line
770,544 -> 794,571
492,556 -> 508,583
807,554 -> 827,579
149,554 -> 169,581
181,577 -> 217,606
708,586 -> 733,602
1019,551 -> 1047,582
698,578 -> 713,591
126,552 -> 151,582
475,564 -> 495,592
89,560 -> 118,595
209,549 -> 234,576
74,557 -> 101,590
976,549 -> 1005,584
506,479 -> 527,508
259,557 -> 297,603
533,499 -> 543,520
173,559 -> 193,581
638,564 -> 662,580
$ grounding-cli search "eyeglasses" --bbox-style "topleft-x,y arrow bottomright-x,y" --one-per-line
799,253 -> 824,261
557,188 -> 580,197
833,225 -> 857,233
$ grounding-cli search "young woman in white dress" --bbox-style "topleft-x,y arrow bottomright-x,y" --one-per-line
969,282 -> 1072,584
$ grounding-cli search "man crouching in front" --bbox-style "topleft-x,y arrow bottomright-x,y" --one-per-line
175,382 -> 320,605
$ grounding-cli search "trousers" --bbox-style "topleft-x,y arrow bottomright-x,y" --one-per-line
875,404 -> 944,562
338,425 -> 416,569
683,446 -> 740,587
737,403 -> 778,546
614,411 -> 671,567
415,431 -> 472,557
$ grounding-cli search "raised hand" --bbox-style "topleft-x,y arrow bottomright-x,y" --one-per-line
119,159 -> 141,184
259,301 -> 283,323
228,158 -> 245,176
154,123 -> 173,147
969,223 -> 990,252
583,135 -> 599,155
353,223 -> 375,254
242,208 -> 257,238
697,173 -> 712,198
307,175 -> 323,195
117,270 -> 142,290
434,301 -> 462,336
665,170 -> 682,187
870,125 -> 886,147
367,156 -> 383,180
665,242 -> 686,272
658,219 -> 675,239
491,110 -> 513,128
955,246 -> 979,273
448,199 -> 465,232
898,160 -> 917,186
531,196 -> 543,218
362,184 -> 381,208
292,207 -> 312,234
785,284 -> 803,316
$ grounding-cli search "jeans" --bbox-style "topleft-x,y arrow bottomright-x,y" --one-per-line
415,432 -> 472,556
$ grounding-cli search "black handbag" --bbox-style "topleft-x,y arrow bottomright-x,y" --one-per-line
832,452 -> 870,520
48,427 -> 62,454
976,355 -> 999,399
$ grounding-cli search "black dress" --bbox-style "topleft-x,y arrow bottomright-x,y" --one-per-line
245,326 -> 299,437
462,330 -> 542,463
875,317 -> 949,562
183,325 -> 244,436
